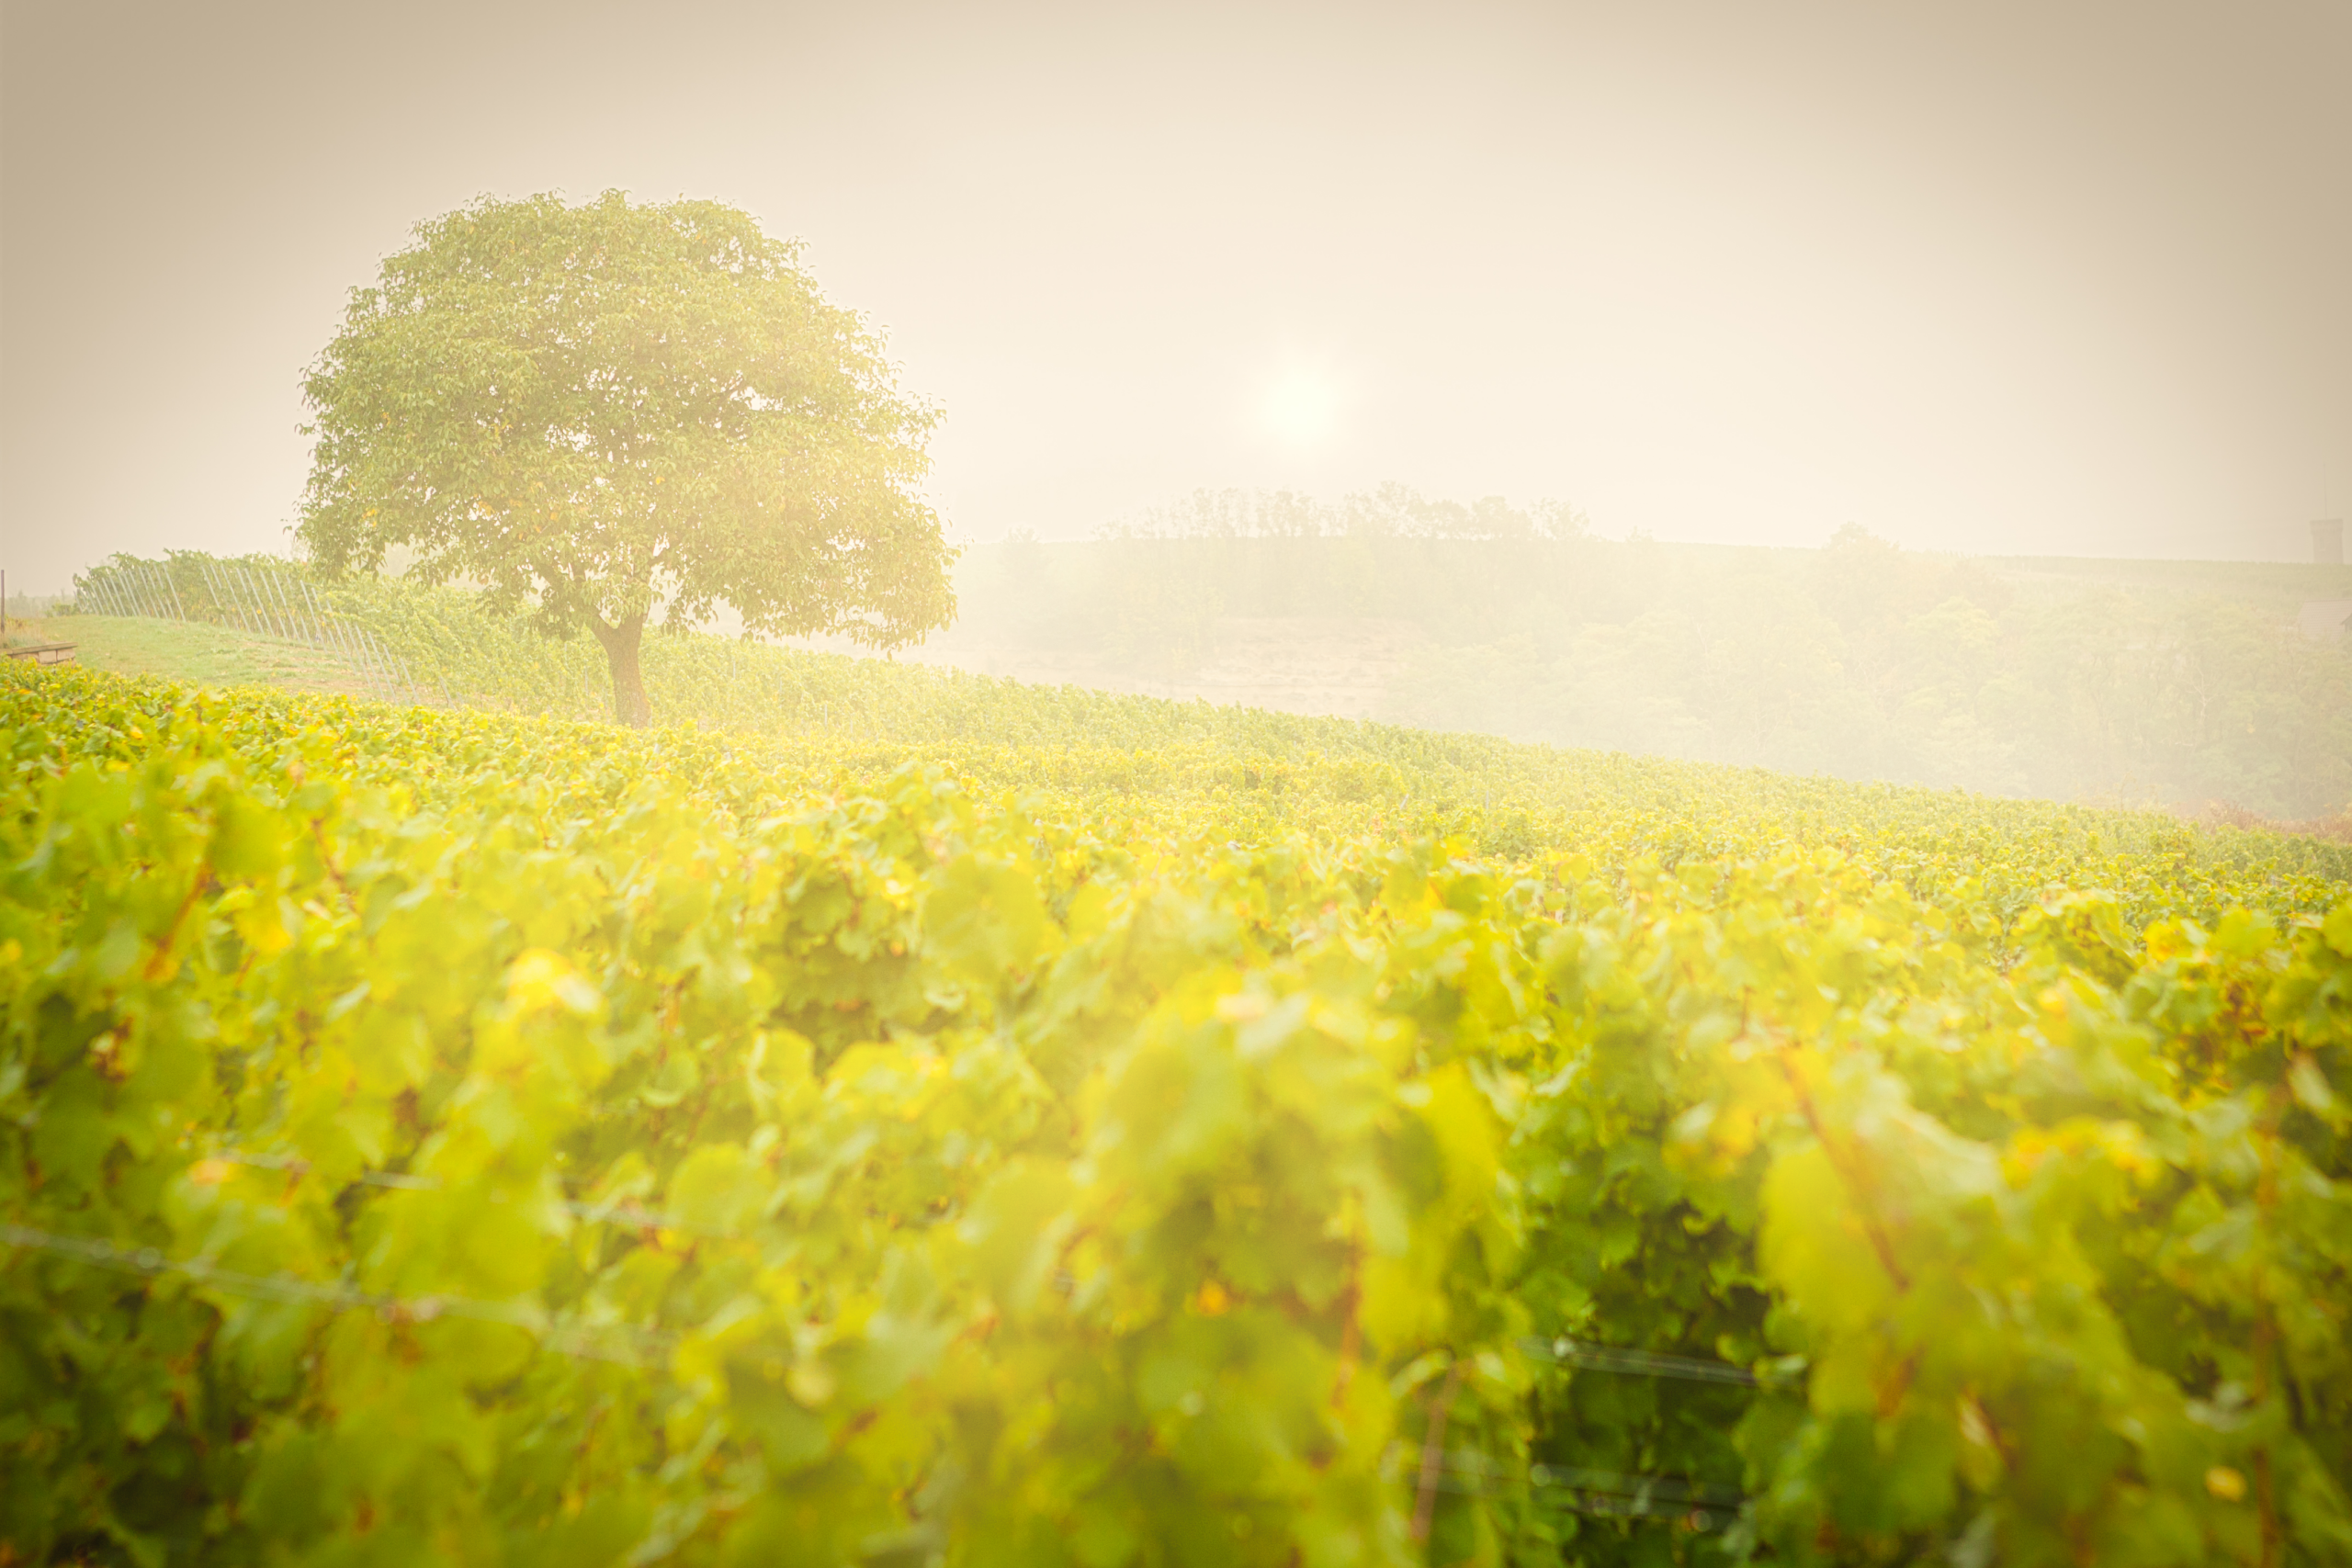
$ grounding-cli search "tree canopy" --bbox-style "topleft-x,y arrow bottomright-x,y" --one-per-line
297,191 -> 955,724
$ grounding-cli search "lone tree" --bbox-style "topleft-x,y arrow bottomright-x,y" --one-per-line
297,191 -> 955,725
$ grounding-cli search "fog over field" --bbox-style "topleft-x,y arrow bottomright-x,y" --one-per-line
9,10 -> 2352,1555
3,0 -> 2347,594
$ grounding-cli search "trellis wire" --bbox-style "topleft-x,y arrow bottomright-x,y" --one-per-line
210,1148 -> 682,1230
0,1221 -> 665,1366
78,558 -> 425,705
1391,1444 -> 1745,1529
16,1145 -> 1791,1518
1521,1334 -> 1790,1388
5,1217 -> 1749,1529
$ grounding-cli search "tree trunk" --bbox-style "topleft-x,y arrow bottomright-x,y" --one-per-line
591,615 -> 651,728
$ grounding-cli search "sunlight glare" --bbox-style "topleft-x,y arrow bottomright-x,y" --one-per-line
1256,366 -> 1344,446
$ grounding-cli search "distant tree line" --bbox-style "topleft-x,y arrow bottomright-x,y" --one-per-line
1108,483 -> 1589,542
1380,525 -> 2352,821
957,505 -> 2352,821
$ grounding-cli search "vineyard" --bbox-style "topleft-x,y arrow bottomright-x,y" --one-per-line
60,541 -> 2352,832
4,653 -> 2351,1566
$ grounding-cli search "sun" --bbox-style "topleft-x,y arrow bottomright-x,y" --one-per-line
1256,365 -> 1344,446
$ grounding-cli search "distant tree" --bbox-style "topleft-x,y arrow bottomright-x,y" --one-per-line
297,191 -> 954,725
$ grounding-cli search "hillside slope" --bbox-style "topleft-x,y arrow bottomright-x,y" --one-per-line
14,614 -> 377,697
906,529 -> 2352,817
55,543 -> 2352,838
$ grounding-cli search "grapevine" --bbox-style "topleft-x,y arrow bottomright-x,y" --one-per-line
3,660 -> 2347,1565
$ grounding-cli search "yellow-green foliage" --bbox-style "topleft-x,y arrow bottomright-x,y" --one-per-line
4,662 -> 2349,1566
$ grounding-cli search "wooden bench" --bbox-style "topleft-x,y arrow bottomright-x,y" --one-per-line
3,641 -> 77,666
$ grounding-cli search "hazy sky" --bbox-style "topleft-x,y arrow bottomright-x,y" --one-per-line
3,0 -> 2346,591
